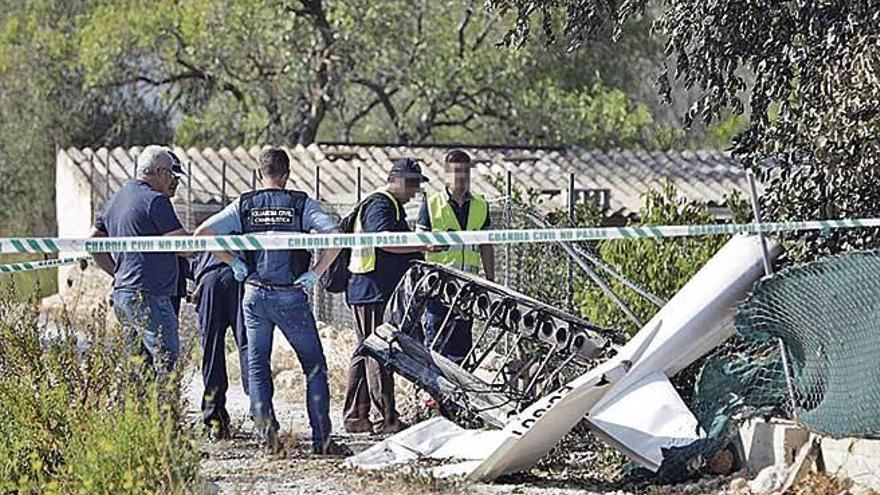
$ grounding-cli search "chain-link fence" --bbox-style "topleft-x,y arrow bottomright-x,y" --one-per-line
84,165 -> 595,331
656,249 -> 880,481
309,197 -> 601,331
736,249 -> 880,437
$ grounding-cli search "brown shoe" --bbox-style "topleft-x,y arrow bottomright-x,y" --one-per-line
344,419 -> 374,434
374,420 -> 408,435
262,428 -> 285,457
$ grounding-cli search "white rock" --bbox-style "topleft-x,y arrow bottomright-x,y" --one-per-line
730,477 -> 749,492
849,484 -> 875,495
747,464 -> 787,494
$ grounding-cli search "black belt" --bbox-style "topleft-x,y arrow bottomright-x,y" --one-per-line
245,281 -> 301,291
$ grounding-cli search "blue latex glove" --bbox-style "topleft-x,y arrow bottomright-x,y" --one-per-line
294,270 -> 319,290
229,258 -> 249,282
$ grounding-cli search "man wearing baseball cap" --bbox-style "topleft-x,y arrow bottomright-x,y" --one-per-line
90,145 -> 190,374
343,157 -> 436,435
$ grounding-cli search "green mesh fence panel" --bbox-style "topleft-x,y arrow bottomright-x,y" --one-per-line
735,250 -> 880,437
658,249 -> 880,481
656,337 -> 788,481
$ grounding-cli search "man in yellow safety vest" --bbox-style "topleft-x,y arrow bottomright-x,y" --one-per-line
416,149 -> 495,363
343,157 -> 436,434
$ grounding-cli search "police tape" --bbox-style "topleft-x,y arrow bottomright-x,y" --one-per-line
0,218 -> 878,257
0,256 -> 91,274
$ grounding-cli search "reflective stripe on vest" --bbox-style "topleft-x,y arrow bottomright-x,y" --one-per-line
348,189 -> 401,274
424,191 -> 488,271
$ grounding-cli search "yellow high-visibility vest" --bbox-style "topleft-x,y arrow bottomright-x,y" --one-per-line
348,189 -> 400,274
424,191 -> 488,271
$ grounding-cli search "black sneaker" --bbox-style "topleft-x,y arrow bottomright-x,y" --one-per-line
206,422 -> 231,441
312,438 -> 353,457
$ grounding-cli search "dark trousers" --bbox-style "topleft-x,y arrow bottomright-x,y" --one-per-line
343,302 -> 398,427
196,269 -> 248,429
171,296 -> 183,316
424,297 -> 474,364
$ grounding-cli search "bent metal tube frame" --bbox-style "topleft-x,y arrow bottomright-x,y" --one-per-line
361,261 -> 626,428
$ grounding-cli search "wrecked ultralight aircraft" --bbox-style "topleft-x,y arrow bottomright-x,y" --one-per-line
347,234 -> 781,481
364,259 -> 623,429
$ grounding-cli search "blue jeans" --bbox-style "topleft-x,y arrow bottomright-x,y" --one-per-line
111,290 -> 180,373
242,285 -> 331,448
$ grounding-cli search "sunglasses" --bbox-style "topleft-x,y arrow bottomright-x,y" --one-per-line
164,167 -> 182,181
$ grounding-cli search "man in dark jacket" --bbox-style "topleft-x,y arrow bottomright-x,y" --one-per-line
343,158 -> 438,435
191,251 -> 249,440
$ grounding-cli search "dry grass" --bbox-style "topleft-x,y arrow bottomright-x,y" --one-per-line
268,321 -> 358,406
789,472 -> 863,495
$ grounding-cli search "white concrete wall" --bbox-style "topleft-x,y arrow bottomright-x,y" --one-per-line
54,150 -> 102,300
738,418 -> 810,474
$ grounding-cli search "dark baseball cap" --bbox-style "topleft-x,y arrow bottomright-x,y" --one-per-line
388,157 -> 428,183
167,149 -> 186,177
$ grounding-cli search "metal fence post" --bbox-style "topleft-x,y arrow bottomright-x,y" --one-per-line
186,161 -> 193,230
314,165 -> 321,200
356,166 -> 363,203
312,164 -> 322,304
88,153 -> 96,224
221,161 -> 227,207
504,169 -> 512,288
104,153 -> 111,209
251,169 -> 257,191
567,172 -> 576,312
747,170 -> 799,423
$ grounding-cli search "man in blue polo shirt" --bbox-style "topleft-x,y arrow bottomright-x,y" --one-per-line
195,147 -> 348,456
343,158 -> 436,435
90,145 -> 189,373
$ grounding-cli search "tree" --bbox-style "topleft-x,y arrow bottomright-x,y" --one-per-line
0,0 -> 171,236
76,0 -> 663,147
490,0 -> 880,262
0,0 -> 670,239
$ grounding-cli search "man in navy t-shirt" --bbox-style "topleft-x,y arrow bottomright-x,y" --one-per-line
91,145 -> 189,373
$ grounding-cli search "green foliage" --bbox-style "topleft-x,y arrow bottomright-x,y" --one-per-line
492,0 -> 880,263
57,398 -> 200,494
490,176 -> 751,331
0,291 -> 201,493
0,0 -> 172,237
499,78 -> 655,148
68,0 -> 666,148
0,0 -> 683,241
0,258 -> 58,302
577,183 -> 750,334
